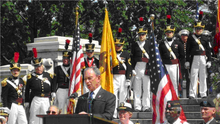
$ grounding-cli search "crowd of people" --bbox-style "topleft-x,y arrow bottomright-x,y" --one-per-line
1,10 -> 220,124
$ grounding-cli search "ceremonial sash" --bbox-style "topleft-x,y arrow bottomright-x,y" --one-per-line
117,52 -> 127,70
32,73 -> 51,86
86,57 -> 94,67
164,40 -> 177,59
61,65 -> 70,79
6,79 -> 22,95
192,34 -> 205,51
137,41 -> 149,59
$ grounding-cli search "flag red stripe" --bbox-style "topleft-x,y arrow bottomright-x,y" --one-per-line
152,94 -> 157,124
159,75 -> 171,123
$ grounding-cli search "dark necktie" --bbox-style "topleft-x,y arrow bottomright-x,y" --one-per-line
89,92 -> 94,113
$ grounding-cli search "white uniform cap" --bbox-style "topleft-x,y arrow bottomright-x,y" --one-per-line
178,29 -> 189,36
0,107 -> 10,116
202,30 -> 211,36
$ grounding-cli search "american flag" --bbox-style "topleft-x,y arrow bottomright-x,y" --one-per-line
67,21 -> 84,114
149,31 -> 186,123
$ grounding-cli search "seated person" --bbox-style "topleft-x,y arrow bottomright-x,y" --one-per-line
0,107 -> 9,124
46,105 -> 59,115
0,116 -> 6,124
165,100 -> 189,124
200,96 -> 220,124
117,102 -> 134,124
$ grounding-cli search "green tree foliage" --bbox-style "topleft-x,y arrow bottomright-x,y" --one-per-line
0,0 -> 218,65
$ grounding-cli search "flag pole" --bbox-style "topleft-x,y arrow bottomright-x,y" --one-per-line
68,6 -> 80,114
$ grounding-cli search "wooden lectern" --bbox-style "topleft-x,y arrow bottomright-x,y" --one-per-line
37,114 -> 118,124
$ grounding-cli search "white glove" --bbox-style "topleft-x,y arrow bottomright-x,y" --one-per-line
51,92 -> 56,99
185,62 -> 190,69
206,61 -> 211,68
132,70 -> 137,76
125,79 -> 131,87
25,102 -> 29,108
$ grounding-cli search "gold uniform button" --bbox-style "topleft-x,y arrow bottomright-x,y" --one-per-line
41,93 -> 45,97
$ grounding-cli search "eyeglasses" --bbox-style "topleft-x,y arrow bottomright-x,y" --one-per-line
165,31 -> 173,33
138,33 -> 146,36
195,27 -> 203,30
46,110 -> 56,115
115,44 -> 123,47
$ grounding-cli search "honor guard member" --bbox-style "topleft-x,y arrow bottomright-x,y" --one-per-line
117,102 -> 134,124
200,96 -> 220,124
83,33 -> 99,93
185,11 -> 211,99
131,17 -> 151,112
52,39 -> 71,114
164,100 -> 190,124
25,48 -> 53,124
1,52 -> 28,124
159,15 -> 185,97
179,29 -> 190,98
113,28 -> 132,118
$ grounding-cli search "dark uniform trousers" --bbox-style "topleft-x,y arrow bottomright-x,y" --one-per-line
180,41 -> 190,98
1,77 -> 27,124
25,72 -> 53,124
159,38 -> 185,97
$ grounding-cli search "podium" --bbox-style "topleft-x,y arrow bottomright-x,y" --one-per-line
37,114 -> 118,124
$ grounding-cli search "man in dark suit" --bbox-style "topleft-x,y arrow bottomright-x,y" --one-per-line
200,96 -> 220,124
75,67 -> 116,120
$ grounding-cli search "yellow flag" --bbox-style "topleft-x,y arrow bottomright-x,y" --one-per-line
99,9 -> 119,93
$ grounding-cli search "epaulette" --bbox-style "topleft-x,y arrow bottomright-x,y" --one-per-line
23,79 -> 27,85
1,78 -> 7,87
128,58 -> 131,65
27,74 -> 32,80
50,73 -> 54,79
54,73 -> 56,77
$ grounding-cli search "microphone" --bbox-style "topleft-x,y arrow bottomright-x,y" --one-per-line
67,92 -> 78,99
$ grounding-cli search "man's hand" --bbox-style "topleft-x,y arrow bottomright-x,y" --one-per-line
25,102 -> 29,108
206,61 -> 211,68
132,70 -> 136,76
125,79 -> 131,87
51,92 -> 56,99
185,62 -> 190,69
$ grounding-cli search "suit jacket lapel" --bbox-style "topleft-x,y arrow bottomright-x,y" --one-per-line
95,88 -> 104,100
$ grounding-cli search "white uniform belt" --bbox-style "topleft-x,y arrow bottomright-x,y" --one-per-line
192,34 -> 205,51
61,65 -> 70,79
117,53 -> 127,70
137,41 -> 149,59
164,40 -> 177,59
